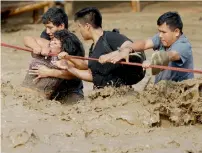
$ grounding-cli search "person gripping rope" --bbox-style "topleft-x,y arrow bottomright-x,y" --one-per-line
22,8 -> 85,103
99,11 -> 194,83
52,7 -> 146,89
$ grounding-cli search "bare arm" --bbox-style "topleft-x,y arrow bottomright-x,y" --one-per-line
35,37 -> 50,48
131,40 -> 180,62
99,39 -> 154,64
29,65 -> 77,81
142,50 -> 181,74
111,39 -> 154,53
24,36 -> 50,55
67,58 -> 88,70
167,51 -> 181,61
50,58 -> 92,81
121,40 -> 133,48
58,52 -> 88,70
47,69 -> 76,80
24,36 -> 50,48
31,64 -> 92,81
129,39 -> 154,52
67,67 -> 93,82
24,36 -> 41,51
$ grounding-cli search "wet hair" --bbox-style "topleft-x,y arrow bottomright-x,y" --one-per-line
42,7 -> 68,29
53,30 -> 85,56
157,12 -> 183,34
74,7 -> 102,28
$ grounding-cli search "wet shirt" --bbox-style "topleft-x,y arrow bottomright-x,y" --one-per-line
88,31 -> 130,87
40,30 -> 85,94
152,33 -> 194,83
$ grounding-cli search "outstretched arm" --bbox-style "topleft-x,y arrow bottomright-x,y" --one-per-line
99,39 -> 154,64
129,39 -> 154,51
24,36 -> 50,56
29,65 -> 77,82
67,67 -> 93,82
57,52 -> 88,70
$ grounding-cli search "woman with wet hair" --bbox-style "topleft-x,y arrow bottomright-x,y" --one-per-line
22,29 -> 85,103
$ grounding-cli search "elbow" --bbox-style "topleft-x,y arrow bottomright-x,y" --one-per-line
142,41 -> 149,50
132,40 -> 147,52
24,36 -> 31,42
121,40 -> 132,48
23,36 -> 32,46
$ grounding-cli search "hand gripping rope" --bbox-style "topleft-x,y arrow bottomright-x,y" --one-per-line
1,42 -> 202,74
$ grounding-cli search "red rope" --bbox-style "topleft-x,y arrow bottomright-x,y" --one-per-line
1,42 -> 202,74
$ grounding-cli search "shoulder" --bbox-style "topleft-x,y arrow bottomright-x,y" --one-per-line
171,35 -> 192,53
104,31 -> 131,42
105,31 -> 124,38
150,33 -> 161,50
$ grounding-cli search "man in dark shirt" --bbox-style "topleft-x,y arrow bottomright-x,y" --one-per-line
22,8 -> 85,103
52,7 -> 145,89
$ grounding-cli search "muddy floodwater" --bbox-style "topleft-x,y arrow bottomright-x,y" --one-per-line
1,2 -> 202,153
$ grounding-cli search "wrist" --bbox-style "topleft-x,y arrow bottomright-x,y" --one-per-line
126,46 -> 134,53
47,68 -> 56,77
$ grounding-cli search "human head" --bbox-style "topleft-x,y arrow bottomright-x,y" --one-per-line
74,7 -> 102,40
157,11 -> 183,47
52,29 -> 84,56
42,7 -> 68,39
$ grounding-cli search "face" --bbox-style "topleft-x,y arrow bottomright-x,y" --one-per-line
76,21 -> 92,40
50,37 -> 62,54
158,22 -> 180,47
44,22 -> 65,39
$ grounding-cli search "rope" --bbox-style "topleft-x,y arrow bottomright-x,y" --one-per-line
1,42 -> 202,74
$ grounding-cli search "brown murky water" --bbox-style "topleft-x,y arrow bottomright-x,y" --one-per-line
1,2 -> 202,153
